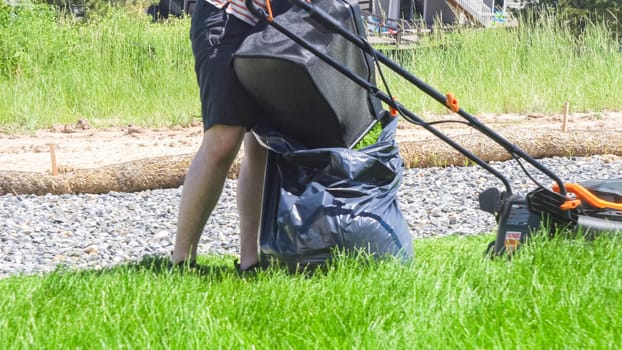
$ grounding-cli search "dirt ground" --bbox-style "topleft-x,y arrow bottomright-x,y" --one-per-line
0,111 -> 620,174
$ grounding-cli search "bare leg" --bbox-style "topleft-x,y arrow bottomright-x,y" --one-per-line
172,124 -> 245,264
236,133 -> 267,270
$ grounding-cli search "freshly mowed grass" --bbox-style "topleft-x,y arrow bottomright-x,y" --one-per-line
1,233 -> 621,349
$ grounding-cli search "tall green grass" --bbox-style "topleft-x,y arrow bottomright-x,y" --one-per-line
381,13 -> 622,115
0,3 -> 197,130
1,234 -> 621,348
1,4 -> 621,131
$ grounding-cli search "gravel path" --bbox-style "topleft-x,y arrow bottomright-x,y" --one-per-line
2,155 -> 621,278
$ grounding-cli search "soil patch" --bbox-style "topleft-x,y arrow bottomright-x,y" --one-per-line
2,111 -> 619,173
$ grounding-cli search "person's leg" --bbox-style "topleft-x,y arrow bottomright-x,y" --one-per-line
171,124 -> 246,264
236,132 -> 267,270
177,2 -> 268,268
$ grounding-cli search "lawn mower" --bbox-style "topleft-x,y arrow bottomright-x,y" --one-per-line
234,0 -> 622,261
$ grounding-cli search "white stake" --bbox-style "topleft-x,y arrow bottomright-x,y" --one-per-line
48,143 -> 58,176
562,101 -> 570,132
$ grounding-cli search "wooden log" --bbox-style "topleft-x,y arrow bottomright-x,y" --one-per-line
2,155 -> 192,196
398,130 -> 622,168
1,129 -> 620,195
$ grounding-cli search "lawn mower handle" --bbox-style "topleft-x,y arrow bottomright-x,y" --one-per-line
245,0 -> 516,194
295,0 -> 570,194
246,0 -> 569,196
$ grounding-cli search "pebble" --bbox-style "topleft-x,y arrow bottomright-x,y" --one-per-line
1,155 -> 620,278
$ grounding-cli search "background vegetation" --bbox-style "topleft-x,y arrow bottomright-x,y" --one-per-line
519,0 -> 621,37
0,2 -> 621,132
0,2 -> 195,131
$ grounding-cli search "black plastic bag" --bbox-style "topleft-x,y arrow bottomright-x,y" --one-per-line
256,117 -> 413,271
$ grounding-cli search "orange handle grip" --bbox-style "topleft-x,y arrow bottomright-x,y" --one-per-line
445,92 -> 459,113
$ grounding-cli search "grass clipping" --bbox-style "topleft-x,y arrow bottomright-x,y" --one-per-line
1,128 -> 621,195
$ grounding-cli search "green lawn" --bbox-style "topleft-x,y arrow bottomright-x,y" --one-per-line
1,233 -> 620,349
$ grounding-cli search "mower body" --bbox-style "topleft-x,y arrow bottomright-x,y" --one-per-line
482,179 -> 622,256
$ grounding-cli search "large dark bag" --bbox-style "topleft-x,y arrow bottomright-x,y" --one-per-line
256,117 -> 414,271
233,0 -> 380,148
